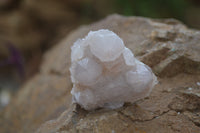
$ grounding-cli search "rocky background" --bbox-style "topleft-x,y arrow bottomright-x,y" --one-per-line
0,0 -> 200,132
0,0 -> 200,97
1,14 -> 200,133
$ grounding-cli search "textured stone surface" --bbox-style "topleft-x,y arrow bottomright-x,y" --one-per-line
0,0 -> 80,57
1,14 -> 200,133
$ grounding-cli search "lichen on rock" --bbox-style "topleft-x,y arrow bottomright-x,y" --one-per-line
70,29 -> 157,110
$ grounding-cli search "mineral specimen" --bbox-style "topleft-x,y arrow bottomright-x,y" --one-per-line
70,29 -> 157,110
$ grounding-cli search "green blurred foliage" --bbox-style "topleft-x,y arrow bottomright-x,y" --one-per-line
80,0 -> 200,28
115,0 -> 189,21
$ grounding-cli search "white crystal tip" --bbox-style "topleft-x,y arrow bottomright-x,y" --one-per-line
87,29 -> 125,62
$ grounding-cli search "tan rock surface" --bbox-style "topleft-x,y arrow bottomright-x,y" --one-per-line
0,0 -> 80,57
1,14 -> 200,133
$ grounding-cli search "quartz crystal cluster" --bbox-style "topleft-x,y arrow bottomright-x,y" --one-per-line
70,29 -> 157,110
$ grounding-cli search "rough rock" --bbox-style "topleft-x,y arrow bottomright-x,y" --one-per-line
1,14 -> 200,133
0,0 -> 81,57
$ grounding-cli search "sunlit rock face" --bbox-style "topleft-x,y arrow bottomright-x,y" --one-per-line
70,29 -> 157,110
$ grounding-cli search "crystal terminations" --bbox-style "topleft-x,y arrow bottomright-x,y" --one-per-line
70,29 -> 157,110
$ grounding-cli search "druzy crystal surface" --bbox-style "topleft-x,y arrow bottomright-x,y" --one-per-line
70,29 -> 157,110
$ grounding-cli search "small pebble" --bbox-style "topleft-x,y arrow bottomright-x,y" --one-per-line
111,130 -> 115,133
0,90 -> 10,107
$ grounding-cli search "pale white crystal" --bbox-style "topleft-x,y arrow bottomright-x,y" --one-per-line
72,57 -> 102,85
88,29 -> 124,62
71,39 -> 85,62
123,47 -> 136,66
70,29 -> 157,110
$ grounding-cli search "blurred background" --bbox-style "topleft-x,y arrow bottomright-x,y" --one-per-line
0,0 -> 200,109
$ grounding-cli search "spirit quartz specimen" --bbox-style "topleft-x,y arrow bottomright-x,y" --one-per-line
70,29 -> 157,110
